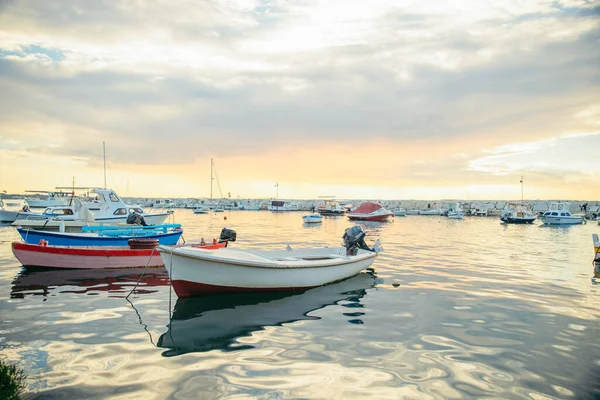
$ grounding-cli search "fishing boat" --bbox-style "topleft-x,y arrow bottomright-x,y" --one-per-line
11,239 -> 227,269
499,203 -> 536,224
24,190 -> 71,208
15,224 -> 184,246
539,202 -> 584,225
316,197 -> 345,216
445,202 -> 465,219
12,189 -> 173,231
346,202 -> 393,221
157,226 -> 380,298
405,209 -> 420,215
193,206 -> 209,214
302,214 -> 323,224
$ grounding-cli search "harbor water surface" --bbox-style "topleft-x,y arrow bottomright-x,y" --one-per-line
1,210 -> 599,399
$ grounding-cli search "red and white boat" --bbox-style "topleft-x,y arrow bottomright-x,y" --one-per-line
346,202 -> 393,221
157,226 -> 380,298
11,240 -> 227,269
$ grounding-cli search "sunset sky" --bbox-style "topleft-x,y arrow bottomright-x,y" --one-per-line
1,0 -> 598,200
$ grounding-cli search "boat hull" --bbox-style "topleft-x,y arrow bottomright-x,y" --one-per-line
500,216 -> 535,224
540,216 -> 583,225
158,246 -> 377,298
0,210 -> 47,224
16,227 -> 183,246
12,242 -> 165,269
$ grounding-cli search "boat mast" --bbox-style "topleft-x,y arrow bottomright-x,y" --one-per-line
210,158 -> 213,200
103,142 -> 107,189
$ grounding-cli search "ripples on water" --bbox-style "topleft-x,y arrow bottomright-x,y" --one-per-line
1,211 -> 599,399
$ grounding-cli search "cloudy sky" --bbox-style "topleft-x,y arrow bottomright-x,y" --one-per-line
0,0 -> 599,200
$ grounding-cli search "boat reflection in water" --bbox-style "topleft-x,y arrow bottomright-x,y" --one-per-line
10,266 -> 170,298
158,272 -> 377,356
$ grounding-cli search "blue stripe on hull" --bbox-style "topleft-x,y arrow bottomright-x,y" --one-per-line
17,228 -> 182,246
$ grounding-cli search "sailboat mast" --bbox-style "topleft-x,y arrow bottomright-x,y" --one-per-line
103,142 -> 107,189
210,158 -> 213,200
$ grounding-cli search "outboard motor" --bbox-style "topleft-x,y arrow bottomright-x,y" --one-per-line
126,212 -> 148,226
343,225 -> 373,256
218,227 -> 237,247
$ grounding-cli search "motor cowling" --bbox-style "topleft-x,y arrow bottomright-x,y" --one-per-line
127,212 -> 148,226
218,228 -> 237,245
343,225 -> 372,255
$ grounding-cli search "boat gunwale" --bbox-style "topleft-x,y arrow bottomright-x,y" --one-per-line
158,245 -> 377,269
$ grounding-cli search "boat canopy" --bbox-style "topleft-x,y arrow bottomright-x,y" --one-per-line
353,202 -> 383,214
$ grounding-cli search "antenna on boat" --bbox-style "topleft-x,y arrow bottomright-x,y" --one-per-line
275,183 -> 279,199
103,142 -> 107,189
520,176 -> 524,203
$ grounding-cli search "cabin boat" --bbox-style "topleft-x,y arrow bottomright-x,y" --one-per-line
25,190 -> 72,208
539,202 -> 584,225
499,203 -> 536,224
316,199 -> 345,216
268,200 -> 299,212
346,202 -> 393,221
157,226 -> 380,298
12,189 -> 173,231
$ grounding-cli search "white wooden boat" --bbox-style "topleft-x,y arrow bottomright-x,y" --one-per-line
539,202 -> 584,225
302,214 -> 323,223
405,210 -> 420,215
158,226 -> 380,297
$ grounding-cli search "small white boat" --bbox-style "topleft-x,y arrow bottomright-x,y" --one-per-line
539,202 -> 584,225
405,210 -> 420,215
445,202 -> 465,219
419,209 -> 441,216
193,207 -> 209,214
302,214 -> 323,224
393,208 -> 406,216
157,226 -> 380,298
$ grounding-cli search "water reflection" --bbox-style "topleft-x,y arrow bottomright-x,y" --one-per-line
158,272 -> 377,356
10,266 -> 169,298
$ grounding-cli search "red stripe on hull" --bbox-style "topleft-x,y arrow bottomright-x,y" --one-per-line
347,215 -> 392,221
172,279 -> 315,298
12,242 -> 157,257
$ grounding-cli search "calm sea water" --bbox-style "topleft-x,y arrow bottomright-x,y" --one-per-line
1,210 -> 599,399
